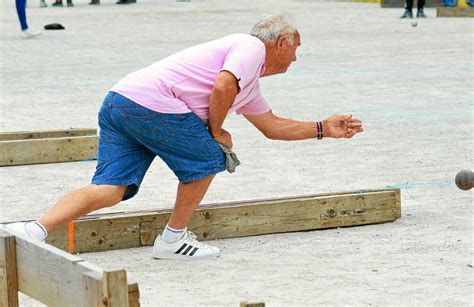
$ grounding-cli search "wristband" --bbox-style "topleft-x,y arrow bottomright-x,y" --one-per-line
316,121 -> 323,140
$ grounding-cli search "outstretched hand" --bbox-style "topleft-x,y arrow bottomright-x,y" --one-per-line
323,114 -> 364,138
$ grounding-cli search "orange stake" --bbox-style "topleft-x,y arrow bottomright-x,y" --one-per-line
68,222 -> 74,254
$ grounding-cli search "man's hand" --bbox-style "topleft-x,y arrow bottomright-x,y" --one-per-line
212,128 -> 233,148
323,114 -> 364,138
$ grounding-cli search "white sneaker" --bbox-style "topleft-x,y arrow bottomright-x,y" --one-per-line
3,222 -> 30,238
22,29 -> 43,38
152,228 -> 220,260
2,222 -> 46,242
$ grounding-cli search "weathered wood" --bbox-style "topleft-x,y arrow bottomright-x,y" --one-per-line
83,271 -> 140,307
15,233 -> 97,306
127,283 -> 140,307
437,7 -> 474,16
83,271 -> 104,307
44,189 -> 401,253
103,270 -> 129,307
240,302 -> 265,307
0,135 -> 98,166
381,0 -> 443,7
0,129 -> 97,141
0,231 -> 19,307
2,229 -> 138,307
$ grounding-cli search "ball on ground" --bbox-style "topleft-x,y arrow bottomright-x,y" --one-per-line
411,20 -> 418,27
455,170 -> 473,191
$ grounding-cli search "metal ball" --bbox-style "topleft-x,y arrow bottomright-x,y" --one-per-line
455,170 -> 473,191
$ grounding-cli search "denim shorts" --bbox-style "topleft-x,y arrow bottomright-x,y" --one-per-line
91,92 -> 226,200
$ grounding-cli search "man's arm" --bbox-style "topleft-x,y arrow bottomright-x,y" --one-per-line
208,71 -> 239,148
244,110 -> 364,140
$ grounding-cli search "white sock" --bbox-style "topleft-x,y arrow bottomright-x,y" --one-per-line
161,224 -> 184,243
25,221 -> 48,241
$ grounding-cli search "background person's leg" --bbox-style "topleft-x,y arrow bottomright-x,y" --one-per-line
417,0 -> 427,17
401,0 -> 414,18
38,184 -> 127,233
15,0 -> 28,30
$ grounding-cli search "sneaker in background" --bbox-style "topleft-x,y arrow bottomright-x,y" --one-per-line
22,29 -> 43,38
417,9 -> 427,18
400,9 -> 414,19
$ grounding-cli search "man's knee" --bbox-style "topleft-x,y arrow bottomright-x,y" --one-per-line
86,184 -> 128,207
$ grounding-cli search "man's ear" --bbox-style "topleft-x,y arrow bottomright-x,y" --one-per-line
276,35 -> 287,50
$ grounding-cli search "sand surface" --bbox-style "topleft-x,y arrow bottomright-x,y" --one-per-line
1,0 -> 473,305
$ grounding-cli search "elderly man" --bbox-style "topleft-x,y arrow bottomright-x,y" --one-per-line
8,14 -> 363,260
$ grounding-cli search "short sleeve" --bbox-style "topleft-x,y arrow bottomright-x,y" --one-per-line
235,83 -> 270,116
221,38 -> 266,90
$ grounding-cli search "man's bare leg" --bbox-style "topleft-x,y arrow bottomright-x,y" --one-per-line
38,184 -> 127,233
167,174 -> 215,229
153,174 -> 219,260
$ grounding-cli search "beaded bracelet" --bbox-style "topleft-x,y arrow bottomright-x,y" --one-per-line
316,121 -> 323,140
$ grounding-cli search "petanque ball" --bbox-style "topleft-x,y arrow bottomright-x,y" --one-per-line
455,170 -> 473,191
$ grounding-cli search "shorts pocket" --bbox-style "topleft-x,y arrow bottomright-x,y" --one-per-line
123,106 -> 160,120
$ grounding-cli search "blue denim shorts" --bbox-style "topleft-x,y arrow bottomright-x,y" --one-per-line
91,92 -> 226,200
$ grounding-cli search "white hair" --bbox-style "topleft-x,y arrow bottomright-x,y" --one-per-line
250,14 -> 298,45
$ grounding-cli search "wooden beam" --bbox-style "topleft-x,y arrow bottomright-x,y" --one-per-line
83,271 -> 140,307
127,283 -> 140,307
0,231 -> 19,307
0,129 -> 97,141
0,135 -> 98,166
437,7 -> 474,17
42,189 -> 401,254
381,0 -> 442,7
240,301 -> 265,307
103,270 -> 129,307
83,271 -> 103,307
1,230 -> 139,306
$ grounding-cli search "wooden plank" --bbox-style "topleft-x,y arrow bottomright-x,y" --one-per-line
83,271 -> 104,307
83,271 -> 140,307
0,135 -> 98,166
0,129 -> 97,141
103,270 -> 129,307
0,231 -> 19,307
127,283 -> 140,307
1,229 -> 139,306
14,233 -> 95,306
43,189 -> 401,253
381,0 -> 442,7
437,7 -> 474,17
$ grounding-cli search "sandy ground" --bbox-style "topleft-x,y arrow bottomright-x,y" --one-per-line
1,0 -> 473,305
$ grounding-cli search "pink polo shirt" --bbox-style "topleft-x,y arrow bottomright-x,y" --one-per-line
111,34 -> 270,124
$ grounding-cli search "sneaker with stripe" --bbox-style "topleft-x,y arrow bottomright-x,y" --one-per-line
152,228 -> 220,260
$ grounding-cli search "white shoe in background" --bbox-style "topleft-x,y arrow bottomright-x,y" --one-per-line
22,29 -> 43,38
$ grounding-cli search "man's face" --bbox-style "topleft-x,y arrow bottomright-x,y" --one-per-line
274,31 -> 301,74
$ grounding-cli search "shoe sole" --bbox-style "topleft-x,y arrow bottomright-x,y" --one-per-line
152,252 -> 220,261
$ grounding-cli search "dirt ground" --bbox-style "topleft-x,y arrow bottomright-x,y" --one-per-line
1,0 -> 473,306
